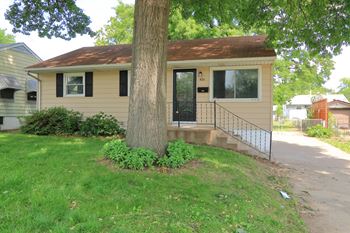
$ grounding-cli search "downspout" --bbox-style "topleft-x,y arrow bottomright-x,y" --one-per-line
27,72 -> 41,111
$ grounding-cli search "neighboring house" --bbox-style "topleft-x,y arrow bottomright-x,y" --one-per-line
311,96 -> 350,129
27,36 -> 276,156
0,43 -> 42,130
284,94 -> 349,120
284,95 -> 312,120
272,105 -> 278,121
328,100 -> 350,129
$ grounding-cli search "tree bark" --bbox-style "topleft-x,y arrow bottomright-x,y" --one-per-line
126,0 -> 170,155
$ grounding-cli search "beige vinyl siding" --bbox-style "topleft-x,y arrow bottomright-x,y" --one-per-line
167,65 -> 272,130
39,63 -> 273,130
39,70 -> 129,126
0,48 -> 40,117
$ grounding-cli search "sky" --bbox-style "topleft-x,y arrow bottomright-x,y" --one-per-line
0,0 -> 349,91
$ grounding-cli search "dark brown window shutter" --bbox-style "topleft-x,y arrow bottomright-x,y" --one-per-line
85,72 -> 93,97
119,70 -> 128,96
56,73 -> 63,97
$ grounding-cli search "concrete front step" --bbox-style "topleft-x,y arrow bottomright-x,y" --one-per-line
167,127 -> 239,152
167,127 -> 213,145
167,127 -> 264,157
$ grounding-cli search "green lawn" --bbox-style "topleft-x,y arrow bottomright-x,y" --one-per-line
0,133 -> 306,233
273,120 -> 299,132
322,137 -> 350,154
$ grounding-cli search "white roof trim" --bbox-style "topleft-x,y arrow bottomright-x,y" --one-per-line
27,56 -> 276,73
0,43 -> 42,61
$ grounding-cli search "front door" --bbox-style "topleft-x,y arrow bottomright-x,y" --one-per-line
173,69 -> 196,122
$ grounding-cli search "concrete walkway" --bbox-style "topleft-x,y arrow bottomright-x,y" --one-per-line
272,132 -> 350,233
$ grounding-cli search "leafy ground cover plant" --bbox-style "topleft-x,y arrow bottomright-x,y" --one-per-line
306,124 -> 332,138
158,139 -> 195,168
102,140 -> 157,170
121,148 -> 157,170
103,139 -> 195,169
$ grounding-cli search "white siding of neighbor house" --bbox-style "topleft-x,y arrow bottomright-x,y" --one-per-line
38,63 -> 273,130
0,47 -> 40,118
284,105 -> 309,120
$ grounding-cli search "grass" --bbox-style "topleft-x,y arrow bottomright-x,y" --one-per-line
273,120 -> 299,132
0,133 -> 306,233
322,137 -> 350,154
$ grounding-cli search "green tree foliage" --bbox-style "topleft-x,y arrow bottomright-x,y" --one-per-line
273,50 -> 334,105
5,0 -> 349,54
337,78 -> 350,100
95,1 -> 134,45
94,1 -> 337,107
172,0 -> 350,55
0,28 -> 15,44
94,3 -> 249,45
5,0 -> 94,40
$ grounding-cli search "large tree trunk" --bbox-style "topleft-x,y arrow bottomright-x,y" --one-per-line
126,0 -> 170,155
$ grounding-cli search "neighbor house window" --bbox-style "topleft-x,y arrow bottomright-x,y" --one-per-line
0,88 -> 15,99
64,73 -> 84,96
212,68 -> 259,100
27,91 -> 37,101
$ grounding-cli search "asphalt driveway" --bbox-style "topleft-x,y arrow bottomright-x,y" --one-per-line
272,132 -> 350,233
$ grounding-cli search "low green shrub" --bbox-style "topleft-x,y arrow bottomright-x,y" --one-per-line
21,107 -> 82,135
158,139 -> 195,168
102,139 -> 129,162
121,148 -> 157,170
306,124 -> 332,138
80,112 -> 125,136
22,108 -> 125,137
102,140 -> 157,170
102,139 -> 195,170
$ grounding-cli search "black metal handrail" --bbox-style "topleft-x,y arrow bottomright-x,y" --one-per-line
166,101 -> 272,160
215,102 -> 272,159
215,103 -> 269,132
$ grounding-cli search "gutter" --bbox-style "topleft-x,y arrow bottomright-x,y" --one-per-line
27,72 -> 41,111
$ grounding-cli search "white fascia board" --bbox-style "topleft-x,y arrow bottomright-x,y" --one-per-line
26,56 -> 276,73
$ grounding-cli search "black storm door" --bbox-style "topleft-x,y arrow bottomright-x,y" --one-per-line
173,69 -> 196,122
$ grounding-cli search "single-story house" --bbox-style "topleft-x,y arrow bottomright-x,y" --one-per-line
328,100 -> 350,129
284,94 -> 349,120
0,43 -> 42,130
311,96 -> 350,129
284,95 -> 313,120
26,36 -> 276,155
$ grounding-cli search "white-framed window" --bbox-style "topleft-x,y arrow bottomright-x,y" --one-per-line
210,66 -> 261,102
64,73 -> 85,96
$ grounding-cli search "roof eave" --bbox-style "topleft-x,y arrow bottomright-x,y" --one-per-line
26,56 -> 276,73
0,42 -> 42,61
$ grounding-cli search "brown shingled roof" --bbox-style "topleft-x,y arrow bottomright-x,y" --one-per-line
27,35 -> 275,69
